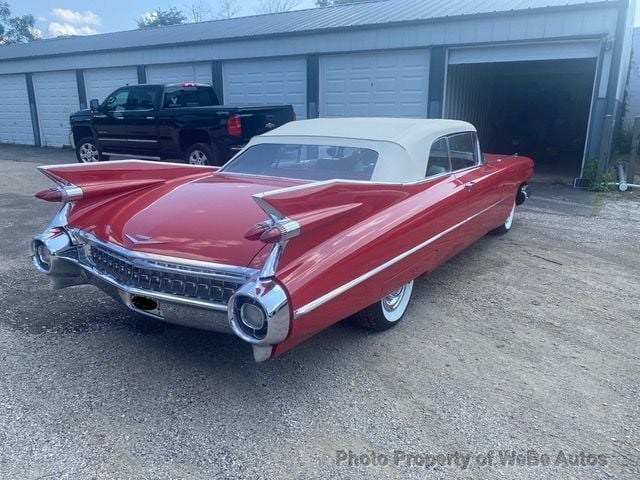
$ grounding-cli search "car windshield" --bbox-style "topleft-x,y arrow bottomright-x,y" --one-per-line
221,143 -> 379,181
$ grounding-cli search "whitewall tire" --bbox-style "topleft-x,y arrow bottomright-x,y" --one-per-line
353,280 -> 414,331
491,202 -> 515,235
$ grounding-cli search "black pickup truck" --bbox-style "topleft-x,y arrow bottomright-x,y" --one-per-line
69,83 -> 295,165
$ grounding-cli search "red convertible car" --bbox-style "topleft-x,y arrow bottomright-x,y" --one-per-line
31,118 -> 532,361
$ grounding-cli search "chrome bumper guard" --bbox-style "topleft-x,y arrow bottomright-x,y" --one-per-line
31,224 -> 292,361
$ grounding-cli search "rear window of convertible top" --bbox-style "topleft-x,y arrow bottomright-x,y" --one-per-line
221,143 -> 379,181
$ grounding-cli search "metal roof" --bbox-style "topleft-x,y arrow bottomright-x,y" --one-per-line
0,0 -> 618,61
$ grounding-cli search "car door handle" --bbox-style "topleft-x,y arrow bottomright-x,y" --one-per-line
146,116 -> 155,120
464,181 -> 475,190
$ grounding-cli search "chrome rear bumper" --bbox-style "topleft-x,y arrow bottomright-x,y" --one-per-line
33,245 -> 234,334
31,221 -> 291,361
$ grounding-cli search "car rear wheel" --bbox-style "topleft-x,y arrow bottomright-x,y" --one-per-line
352,280 -> 414,331
186,143 -> 217,166
491,201 -> 515,235
76,137 -> 107,163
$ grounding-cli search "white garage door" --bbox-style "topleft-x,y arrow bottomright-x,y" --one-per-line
33,70 -> 79,147
146,63 -> 211,85
224,57 -> 307,119
0,74 -> 33,145
85,66 -> 138,103
320,50 -> 429,118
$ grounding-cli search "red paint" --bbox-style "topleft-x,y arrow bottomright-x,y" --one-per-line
39,162 -> 304,266
36,155 -> 533,358
268,154 -> 533,357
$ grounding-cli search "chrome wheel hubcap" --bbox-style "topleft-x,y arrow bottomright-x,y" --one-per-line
79,143 -> 98,162
189,150 -> 207,165
382,285 -> 406,313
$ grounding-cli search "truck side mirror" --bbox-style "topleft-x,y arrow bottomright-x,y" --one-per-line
89,99 -> 100,111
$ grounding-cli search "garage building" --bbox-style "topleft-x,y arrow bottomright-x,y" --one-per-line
0,0 -> 634,180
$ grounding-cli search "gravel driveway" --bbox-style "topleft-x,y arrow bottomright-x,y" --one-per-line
0,145 -> 638,479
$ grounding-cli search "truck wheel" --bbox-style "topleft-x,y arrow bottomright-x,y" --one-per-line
352,280 -> 414,332
76,137 -> 108,163
186,143 -> 217,166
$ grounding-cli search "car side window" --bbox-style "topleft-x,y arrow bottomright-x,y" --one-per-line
448,132 -> 478,171
163,87 -> 217,108
103,88 -> 130,113
426,137 -> 451,177
127,86 -> 158,111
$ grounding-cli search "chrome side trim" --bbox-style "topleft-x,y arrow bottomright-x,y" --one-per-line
101,152 -> 161,160
293,198 -> 506,318
38,159 -> 214,170
98,138 -> 158,143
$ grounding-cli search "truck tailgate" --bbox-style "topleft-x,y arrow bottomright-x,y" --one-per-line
236,105 -> 295,141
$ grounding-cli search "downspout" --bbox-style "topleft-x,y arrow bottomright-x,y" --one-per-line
598,0 -> 633,180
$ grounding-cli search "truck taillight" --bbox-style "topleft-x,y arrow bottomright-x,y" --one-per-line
227,116 -> 242,137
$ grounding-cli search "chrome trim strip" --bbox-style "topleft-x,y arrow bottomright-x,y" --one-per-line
293,198 -> 506,318
81,262 -> 229,312
38,159 -> 214,170
74,229 -> 257,280
101,152 -> 161,160
98,138 -> 158,143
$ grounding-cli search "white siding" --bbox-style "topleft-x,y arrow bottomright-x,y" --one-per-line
223,57 -> 307,118
32,70 -> 79,147
320,50 -> 429,118
0,74 -> 33,145
146,62 -> 211,84
85,66 -> 138,102
0,8 -> 619,75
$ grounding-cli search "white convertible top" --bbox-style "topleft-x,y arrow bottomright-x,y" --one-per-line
248,118 -> 477,183
262,118 -> 474,146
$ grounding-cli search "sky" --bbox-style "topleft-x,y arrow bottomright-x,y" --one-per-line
13,0 -> 640,37
16,0 -> 317,36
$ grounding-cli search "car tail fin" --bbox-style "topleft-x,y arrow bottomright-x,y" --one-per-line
35,160 -> 216,202
246,180 -> 410,276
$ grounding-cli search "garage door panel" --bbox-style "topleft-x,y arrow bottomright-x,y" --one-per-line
146,63 -> 211,85
223,57 -> 307,119
0,74 -> 33,145
85,67 -> 138,103
33,71 -> 78,147
320,50 -> 429,118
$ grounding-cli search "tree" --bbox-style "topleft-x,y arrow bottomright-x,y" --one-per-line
185,1 -> 213,22
255,0 -> 302,14
315,0 -> 370,6
0,2 -> 40,44
216,0 -> 240,19
137,7 -> 187,29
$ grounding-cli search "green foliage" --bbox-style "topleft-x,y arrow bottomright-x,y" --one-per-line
583,159 -> 616,192
0,2 -> 39,44
614,126 -> 632,155
137,7 -> 186,29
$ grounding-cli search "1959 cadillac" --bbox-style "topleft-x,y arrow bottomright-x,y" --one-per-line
31,118 -> 532,361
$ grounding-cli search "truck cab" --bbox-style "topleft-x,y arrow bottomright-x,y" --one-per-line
70,83 -> 295,166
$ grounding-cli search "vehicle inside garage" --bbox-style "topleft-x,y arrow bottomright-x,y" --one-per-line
445,58 -> 597,179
